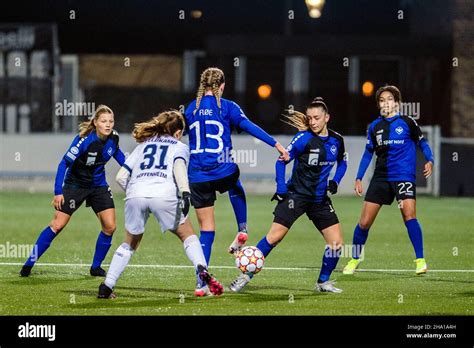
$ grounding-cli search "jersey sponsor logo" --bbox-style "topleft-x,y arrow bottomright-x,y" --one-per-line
330,145 -> 337,155
70,146 -> 79,155
383,139 -> 405,145
136,171 -> 168,179
308,149 -> 320,165
395,126 -> 404,135
86,152 -> 97,166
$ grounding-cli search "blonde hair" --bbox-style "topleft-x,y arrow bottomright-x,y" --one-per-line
281,110 -> 309,131
194,67 -> 225,114
281,97 -> 329,131
132,110 -> 185,143
78,104 -> 114,138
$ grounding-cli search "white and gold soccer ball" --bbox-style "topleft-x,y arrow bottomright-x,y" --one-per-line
235,246 -> 265,274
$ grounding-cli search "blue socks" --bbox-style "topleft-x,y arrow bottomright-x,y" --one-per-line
318,247 -> 341,283
405,218 -> 424,258
352,224 -> 369,259
91,231 -> 112,269
199,231 -> 215,265
256,236 -> 274,258
228,180 -> 247,232
24,226 -> 57,267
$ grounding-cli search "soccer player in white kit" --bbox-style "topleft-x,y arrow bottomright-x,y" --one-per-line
98,110 -> 224,298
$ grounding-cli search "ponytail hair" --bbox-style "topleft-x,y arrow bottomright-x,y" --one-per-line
281,97 -> 329,131
194,67 -> 225,114
281,110 -> 309,131
78,104 -> 114,138
132,110 -> 185,143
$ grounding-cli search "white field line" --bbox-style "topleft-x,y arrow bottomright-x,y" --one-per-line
0,262 -> 473,272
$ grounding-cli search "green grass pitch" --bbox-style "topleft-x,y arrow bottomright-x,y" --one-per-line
0,192 -> 473,315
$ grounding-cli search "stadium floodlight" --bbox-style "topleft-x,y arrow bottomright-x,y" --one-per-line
305,0 -> 325,18
257,84 -> 272,99
362,81 -> 375,97
190,10 -> 202,19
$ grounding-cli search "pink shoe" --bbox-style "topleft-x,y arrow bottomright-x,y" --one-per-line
198,267 -> 224,296
228,231 -> 248,254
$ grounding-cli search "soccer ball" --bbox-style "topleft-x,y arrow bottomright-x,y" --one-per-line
235,246 -> 265,274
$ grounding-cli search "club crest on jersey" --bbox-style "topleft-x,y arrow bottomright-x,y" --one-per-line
308,149 -> 320,165
107,147 -> 113,156
330,145 -> 337,155
395,126 -> 404,135
70,146 -> 79,155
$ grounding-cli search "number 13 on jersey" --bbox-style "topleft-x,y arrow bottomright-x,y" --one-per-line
189,120 -> 224,154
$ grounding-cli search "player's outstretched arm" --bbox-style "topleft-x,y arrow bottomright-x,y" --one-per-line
237,119 -> 290,161
115,166 -> 130,191
113,148 -> 126,166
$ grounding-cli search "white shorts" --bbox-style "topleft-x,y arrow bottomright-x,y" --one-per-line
124,197 -> 187,235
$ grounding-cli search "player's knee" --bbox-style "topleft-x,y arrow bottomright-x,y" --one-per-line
102,224 -> 116,235
358,220 -> 372,230
49,221 -> 65,234
328,240 -> 343,250
402,213 -> 416,221
266,234 -> 282,245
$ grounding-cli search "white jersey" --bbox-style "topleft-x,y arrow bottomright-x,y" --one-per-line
123,135 -> 189,199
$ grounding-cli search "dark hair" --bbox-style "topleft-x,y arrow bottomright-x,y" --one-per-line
307,97 -> 329,113
375,85 -> 402,108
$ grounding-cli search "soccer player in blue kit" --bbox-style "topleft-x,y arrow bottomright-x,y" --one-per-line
343,85 -> 434,275
20,105 -> 126,277
185,67 -> 289,296
230,97 -> 348,293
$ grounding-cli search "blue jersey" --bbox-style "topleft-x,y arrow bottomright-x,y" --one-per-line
276,129 -> 347,203
184,96 -> 251,183
54,130 -> 125,194
358,114 -> 434,182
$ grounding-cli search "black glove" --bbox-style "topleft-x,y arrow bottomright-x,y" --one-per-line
180,191 -> 191,217
327,180 -> 338,194
271,192 -> 288,203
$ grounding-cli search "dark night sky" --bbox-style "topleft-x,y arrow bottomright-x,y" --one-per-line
0,0 -> 421,54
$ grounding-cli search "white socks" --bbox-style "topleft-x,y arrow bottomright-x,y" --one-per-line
183,235 -> 207,271
104,243 -> 134,289
104,236 -> 205,290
